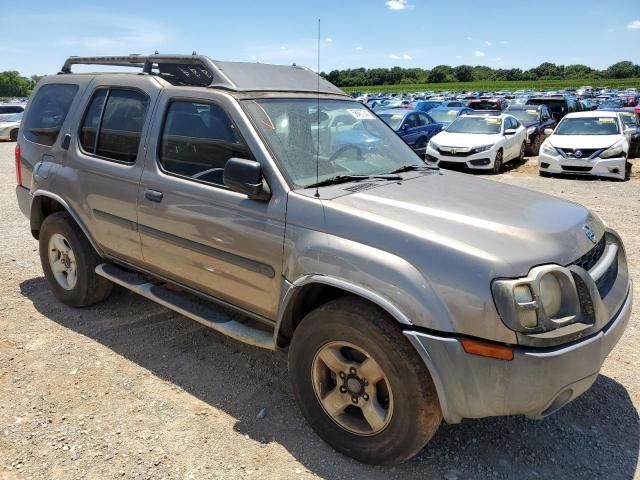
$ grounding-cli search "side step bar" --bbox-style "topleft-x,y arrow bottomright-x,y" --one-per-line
96,264 -> 276,350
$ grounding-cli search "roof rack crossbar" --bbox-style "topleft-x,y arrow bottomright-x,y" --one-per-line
61,55 -> 147,74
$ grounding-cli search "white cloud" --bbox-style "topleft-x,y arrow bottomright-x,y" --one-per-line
495,57 -> 502,61
467,36 -> 473,41
279,45 -> 286,50
385,0 -> 411,10
474,50 -> 486,57
402,53 -> 412,60
326,37 -> 333,43
389,53 -> 412,60
355,46 -> 363,51
484,40 -> 493,46
628,20 -> 640,29
500,40 -> 509,45
389,54 -> 400,59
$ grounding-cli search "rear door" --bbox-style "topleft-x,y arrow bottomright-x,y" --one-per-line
55,75 -> 160,263
136,90 -> 287,320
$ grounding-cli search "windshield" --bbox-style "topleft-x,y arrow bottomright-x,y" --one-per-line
507,109 -> 539,123
428,109 -> 460,124
470,100 -> 499,110
243,99 -> 424,188
554,117 -> 620,135
378,112 -> 405,130
447,116 -> 502,134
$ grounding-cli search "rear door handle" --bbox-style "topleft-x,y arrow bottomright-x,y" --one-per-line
144,189 -> 163,203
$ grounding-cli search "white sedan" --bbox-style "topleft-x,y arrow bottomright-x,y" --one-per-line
425,114 -> 527,173
538,111 -> 631,181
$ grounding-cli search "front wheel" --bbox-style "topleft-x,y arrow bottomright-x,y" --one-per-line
9,129 -> 18,142
288,297 -> 442,465
492,149 -> 504,174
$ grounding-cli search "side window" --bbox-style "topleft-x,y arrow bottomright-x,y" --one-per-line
158,100 -> 253,187
418,113 -> 431,126
511,118 -> 521,128
23,84 -> 78,146
504,118 -> 514,130
404,113 -> 418,128
79,88 -> 148,163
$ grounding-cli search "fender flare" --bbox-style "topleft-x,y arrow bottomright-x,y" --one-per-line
274,274 -> 412,347
31,190 -> 103,256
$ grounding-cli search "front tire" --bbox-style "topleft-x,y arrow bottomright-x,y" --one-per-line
492,149 -> 504,173
39,212 -> 112,307
9,129 -> 18,142
288,297 -> 442,465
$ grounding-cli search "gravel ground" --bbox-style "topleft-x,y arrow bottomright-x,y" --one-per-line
1,141 -> 638,480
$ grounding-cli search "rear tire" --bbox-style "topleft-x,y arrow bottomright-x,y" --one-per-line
39,212 -> 112,307
288,296 -> 442,465
9,129 -> 18,142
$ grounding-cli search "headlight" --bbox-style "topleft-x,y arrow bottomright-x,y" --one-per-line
600,140 -> 625,159
541,142 -> 557,156
492,265 -> 580,333
526,126 -> 536,137
472,144 -> 493,153
428,140 -> 440,151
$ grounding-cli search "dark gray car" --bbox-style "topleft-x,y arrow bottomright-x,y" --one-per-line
14,54 -> 633,465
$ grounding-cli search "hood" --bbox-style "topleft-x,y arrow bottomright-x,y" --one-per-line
521,120 -> 539,128
433,131 -> 501,147
326,171 -> 603,277
548,134 -> 620,149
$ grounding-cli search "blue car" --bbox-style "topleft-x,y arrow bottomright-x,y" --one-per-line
377,108 -> 444,155
411,100 -> 442,112
425,106 -> 474,127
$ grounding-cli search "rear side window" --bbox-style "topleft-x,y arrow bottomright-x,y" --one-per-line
23,84 -> 78,146
79,88 -> 148,163
0,106 -> 24,114
158,100 -> 253,187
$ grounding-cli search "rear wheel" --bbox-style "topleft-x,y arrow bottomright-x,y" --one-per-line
492,149 -> 504,174
9,129 -> 18,142
39,212 -> 113,307
289,297 -> 442,465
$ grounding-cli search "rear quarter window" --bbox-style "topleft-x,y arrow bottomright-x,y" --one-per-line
23,84 -> 78,146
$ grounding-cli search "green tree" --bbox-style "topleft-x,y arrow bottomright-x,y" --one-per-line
453,65 -> 474,82
605,61 -> 639,79
428,65 -> 453,83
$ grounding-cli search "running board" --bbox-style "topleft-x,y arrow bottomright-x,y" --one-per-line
95,264 -> 276,350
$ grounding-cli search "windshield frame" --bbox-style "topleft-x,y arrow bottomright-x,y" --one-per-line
240,96 -> 426,190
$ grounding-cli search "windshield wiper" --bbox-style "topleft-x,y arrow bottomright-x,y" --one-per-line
389,164 -> 439,174
305,174 -> 402,189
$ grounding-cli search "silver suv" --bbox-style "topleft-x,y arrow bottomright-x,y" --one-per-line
15,54 -> 633,465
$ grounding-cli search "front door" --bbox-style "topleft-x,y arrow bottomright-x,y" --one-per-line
137,91 -> 286,320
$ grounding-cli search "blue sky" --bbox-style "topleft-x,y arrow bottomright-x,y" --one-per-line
3,0 -> 640,76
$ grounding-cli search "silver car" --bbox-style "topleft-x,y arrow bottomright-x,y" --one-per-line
0,112 -> 22,141
15,54 -> 632,465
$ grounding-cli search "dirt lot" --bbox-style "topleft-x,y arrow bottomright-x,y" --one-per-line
1,142 -> 638,480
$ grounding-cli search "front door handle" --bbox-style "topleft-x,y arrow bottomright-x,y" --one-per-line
144,189 -> 164,203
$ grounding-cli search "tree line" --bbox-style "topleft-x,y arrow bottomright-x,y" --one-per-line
321,61 -> 640,87
0,71 -> 44,97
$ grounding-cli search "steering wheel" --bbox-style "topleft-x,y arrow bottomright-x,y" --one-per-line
329,145 -> 363,165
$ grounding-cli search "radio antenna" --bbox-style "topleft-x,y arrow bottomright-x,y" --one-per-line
314,18 -> 321,198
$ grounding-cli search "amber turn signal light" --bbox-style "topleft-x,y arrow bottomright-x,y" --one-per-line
461,338 -> 514,361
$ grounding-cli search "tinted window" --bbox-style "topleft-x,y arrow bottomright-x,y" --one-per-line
0,105 -> 24,114
404,113 -> 418,128
418,113 -> 432,126
159,101 -> 253,186
96,90 -> 148,163
23,84 -> 78,146
79,90 -> 107,154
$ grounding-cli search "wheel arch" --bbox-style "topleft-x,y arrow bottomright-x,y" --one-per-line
275,275 -> 413,349
30,191 -> 102,256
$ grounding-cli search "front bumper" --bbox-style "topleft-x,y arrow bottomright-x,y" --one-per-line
426,145 -> 497,170
539,152 -> 627,180
404,283 -> 632,424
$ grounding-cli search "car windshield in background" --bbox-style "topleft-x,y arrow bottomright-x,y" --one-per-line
243,99 -> 424,188
447,116 -> 502,134
428,109 -> 459,123
378,113 -> 405,130
508,109 -> 539,123
470,101 -> 499,110
554,117 -> 620,135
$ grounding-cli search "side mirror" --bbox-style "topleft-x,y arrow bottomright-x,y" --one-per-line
544,128 -> 554,136
223,158 -> 271,201
503,128 -> 517,136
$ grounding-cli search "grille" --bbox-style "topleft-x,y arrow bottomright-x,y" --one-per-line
572,236 -> 606,271
561,165 -> 593,172
437,148 -> 473,158
557,148 -> 602,159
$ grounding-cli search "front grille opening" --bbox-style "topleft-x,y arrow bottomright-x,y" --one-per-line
572,273 -> 595,324
561,165 -> 593,172
572,236 -> 606,271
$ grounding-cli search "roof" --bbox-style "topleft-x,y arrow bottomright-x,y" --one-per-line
507,104 -> 542,110
59,54 -> 347,95
430,106 -> 468,111
377,108 -> 414,115
564,111 -> 618,118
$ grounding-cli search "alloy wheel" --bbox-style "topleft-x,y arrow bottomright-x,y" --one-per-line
48,233 -> 77,290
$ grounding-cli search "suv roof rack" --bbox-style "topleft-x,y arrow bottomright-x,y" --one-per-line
59,54 -> 346,95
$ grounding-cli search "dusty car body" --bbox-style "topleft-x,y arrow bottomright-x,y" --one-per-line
15,54 -> 632,465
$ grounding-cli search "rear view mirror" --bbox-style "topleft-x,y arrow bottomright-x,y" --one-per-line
544,128 -> 554,136
223,158 -> 271,201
